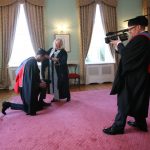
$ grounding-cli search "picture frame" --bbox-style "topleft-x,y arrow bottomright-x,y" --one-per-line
54,34 -> 71,52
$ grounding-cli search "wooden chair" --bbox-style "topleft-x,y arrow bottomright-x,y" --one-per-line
68,64 -> 80,86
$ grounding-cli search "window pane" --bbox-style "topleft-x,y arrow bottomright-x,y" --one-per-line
85,5 -> 114,64
8,4 -> 35,67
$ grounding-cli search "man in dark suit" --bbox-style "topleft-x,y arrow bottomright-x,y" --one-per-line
103,16 -> 150,135
2,48 -> 51,116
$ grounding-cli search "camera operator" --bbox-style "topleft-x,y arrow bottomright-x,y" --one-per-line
103,16 -> 150,135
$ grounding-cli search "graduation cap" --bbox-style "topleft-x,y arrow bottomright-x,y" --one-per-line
124,15 -> 148,27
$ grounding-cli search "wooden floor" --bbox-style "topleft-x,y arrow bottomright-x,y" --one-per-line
0,83 -> 112,110
70,82 -> 112,91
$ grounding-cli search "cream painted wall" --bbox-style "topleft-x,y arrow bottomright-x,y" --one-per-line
117,0 -> 142,30
44,0 -> 80,64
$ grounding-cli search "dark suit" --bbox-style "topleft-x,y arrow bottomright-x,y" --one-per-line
111,32 -> 150,129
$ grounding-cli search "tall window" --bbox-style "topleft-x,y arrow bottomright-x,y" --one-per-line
8,4 -> 35,67
85,5 -> 115,64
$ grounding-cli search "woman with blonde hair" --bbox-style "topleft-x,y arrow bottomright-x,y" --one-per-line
41,38 -> 70,102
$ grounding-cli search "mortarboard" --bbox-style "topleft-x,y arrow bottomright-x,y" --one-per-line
124,15 -> 148,27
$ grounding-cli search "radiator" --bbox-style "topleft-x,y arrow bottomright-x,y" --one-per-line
85,64 -> 114,84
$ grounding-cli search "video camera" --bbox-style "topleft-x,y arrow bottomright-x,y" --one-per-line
105,28 -> 129,44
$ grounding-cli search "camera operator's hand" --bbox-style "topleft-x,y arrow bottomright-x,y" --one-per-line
110,37 -> 121,50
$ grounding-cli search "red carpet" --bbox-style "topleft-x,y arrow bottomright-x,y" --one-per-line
0,89 -> 150,150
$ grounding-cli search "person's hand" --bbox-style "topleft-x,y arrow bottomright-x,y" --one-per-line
110,39 -> 121,46
39,81 -> 47,88
110,40 -> 119,45
51,57 -> 59,62
45,55 -> 50,59
110,37 -> 121,50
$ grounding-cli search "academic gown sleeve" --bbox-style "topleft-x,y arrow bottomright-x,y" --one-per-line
121,35 -> 150,76
41,49 -> 52,80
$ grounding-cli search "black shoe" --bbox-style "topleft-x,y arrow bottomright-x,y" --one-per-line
66,98 -> 71,102
41,101 -> 51,107
103,126 -> 124,135
2,101 -> 11,115
51,98 -> 59,102
127,121 -> 137,127
127,120 -> 148,132
26,112 -> 36,116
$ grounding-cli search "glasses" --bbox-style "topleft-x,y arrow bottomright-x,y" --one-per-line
128,26 -> 136,31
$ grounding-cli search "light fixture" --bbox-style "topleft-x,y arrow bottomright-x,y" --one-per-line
54,22 -> 70,34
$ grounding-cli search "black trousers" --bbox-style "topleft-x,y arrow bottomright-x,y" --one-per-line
112,87 -> 146,130
112,87 -> 128,129
10,87 -> 46,113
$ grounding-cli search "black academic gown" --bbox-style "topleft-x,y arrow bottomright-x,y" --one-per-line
21,58 -> 41,114
41,48 -> 70,99
111,33 -> 150,118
